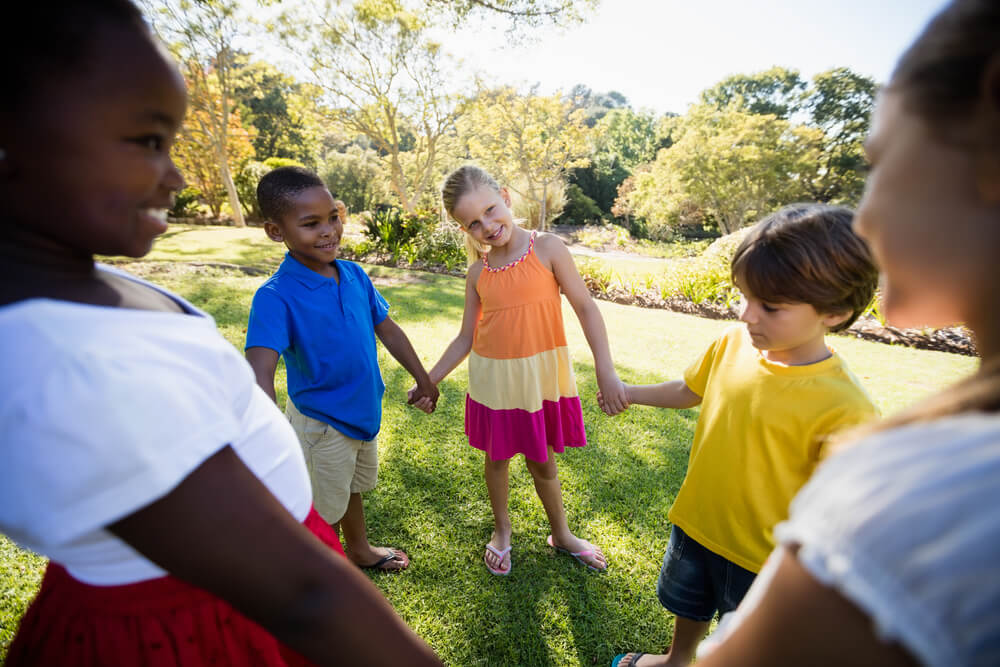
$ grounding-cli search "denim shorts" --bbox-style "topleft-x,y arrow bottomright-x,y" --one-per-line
655,525 -> 756,622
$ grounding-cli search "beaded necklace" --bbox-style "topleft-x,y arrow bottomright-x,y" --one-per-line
483,231 -> 536,273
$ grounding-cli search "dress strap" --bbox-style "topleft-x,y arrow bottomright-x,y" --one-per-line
483,231 -> 536,273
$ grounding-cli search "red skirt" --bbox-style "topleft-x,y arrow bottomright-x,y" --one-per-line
6,506 -> 344,666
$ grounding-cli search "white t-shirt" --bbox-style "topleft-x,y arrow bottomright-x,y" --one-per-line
0,267 -> 312,585
700,413 -> 1000,666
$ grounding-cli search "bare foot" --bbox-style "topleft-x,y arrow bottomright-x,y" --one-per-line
617,653 -> 670,667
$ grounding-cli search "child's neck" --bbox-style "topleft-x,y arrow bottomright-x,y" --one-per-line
762,335 -> 832,366
488,226 -> 530,265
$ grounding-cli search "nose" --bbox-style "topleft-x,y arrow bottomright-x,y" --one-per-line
164,158 -> 185,193
738,299 -> 755,324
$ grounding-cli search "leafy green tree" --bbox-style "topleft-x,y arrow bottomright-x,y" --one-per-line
628,104 -> 816,235
278,0 -> 462,213
424,0 -> 598,29
321,146 -> 394,213
700,66 -> 806,120
144,0 -> 251,226
460,86 -> 591,230
232,58 -> 325,168
800,67 -> 877,204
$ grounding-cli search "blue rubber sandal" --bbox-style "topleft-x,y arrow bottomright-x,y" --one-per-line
611,652 -> 645,667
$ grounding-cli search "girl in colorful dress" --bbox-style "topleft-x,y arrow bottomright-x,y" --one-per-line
0,2 -> 439,665
413,165 -> 629,575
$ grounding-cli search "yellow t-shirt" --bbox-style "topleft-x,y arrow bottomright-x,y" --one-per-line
668,325 -> 879,573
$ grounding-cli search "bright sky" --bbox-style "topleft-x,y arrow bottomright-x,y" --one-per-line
437,0 -> 951,115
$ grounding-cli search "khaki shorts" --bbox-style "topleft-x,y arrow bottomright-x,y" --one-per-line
285,400 -> 378,524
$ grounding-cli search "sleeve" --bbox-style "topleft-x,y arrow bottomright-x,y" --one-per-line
245,284 -> 291,353
682,331 -> 726,397
0,348 -> 242,549
773,418 -> 1000,667
813,385 -> 880,461
360,269 -> 390,325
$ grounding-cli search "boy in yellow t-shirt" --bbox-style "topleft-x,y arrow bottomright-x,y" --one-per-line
603,205 -> 880,667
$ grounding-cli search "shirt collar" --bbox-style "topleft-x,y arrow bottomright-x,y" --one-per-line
278,253 -> 352,290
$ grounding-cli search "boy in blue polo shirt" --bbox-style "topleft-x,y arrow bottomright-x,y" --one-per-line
245,166 -> 438,572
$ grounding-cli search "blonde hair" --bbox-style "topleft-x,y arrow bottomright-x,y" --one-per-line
441,165 -> 501,266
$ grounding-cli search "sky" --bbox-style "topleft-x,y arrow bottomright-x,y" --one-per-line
435,0 -> 952,115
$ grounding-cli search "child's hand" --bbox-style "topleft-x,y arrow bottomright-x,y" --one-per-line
596,373 -> 629,416
407,383 -> 439,414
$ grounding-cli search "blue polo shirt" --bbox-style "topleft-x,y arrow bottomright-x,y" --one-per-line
245,253 -> 390,441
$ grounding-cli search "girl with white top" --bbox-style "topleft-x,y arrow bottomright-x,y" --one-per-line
0,2 -> 439,665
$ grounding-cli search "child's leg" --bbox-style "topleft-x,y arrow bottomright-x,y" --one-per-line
525,447 -> 607,570
484,453 -> 512,572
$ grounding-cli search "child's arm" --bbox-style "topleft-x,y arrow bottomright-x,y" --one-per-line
539,235 -> 629,415
108,447 -> 442,665
246,347 -> 280,403
374,316 -> 439,411
621,380 -> 702,409
424,264 -> 483,386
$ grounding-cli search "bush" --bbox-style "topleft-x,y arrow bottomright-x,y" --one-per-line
509,179 -> 567,230
415,219 -> 467,271
363,206 -> 437,264
170,186 -> 203,218
557,184 -> 605,225
322,146 -> 391,213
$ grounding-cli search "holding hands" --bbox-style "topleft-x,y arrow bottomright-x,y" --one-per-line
407,382 -> 439,414
596,368 -> 629,416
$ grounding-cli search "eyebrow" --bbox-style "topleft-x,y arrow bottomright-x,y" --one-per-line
136,110 -> 181,126
297,208 -> 338,222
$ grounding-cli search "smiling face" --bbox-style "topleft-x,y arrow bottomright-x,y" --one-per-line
855,92 -> 1000,331
2,20 -> 187,259
450,185 -> 516,248
265,186 -> 343,275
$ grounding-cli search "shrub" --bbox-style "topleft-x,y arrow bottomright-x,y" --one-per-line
363,206 -> 441,264
416,219 -> 467,271
170,186 -> 203,218
557,184 -> 605,225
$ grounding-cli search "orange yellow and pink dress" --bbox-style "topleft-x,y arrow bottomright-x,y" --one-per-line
465,232 -> 587,462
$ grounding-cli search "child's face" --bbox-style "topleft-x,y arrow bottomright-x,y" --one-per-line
855,92 -> 995,330
451,185 -> 515,248
4,22 -> 187,258
736,280 -> 847,365
264,187 -> 343,274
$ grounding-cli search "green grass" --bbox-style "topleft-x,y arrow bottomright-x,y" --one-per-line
2,225 -> 978,664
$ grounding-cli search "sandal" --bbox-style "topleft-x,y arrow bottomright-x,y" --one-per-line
483,543 -> 512,576
547,534 -> 607,571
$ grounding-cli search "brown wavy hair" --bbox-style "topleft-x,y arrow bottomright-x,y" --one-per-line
857,0 -> 1000,434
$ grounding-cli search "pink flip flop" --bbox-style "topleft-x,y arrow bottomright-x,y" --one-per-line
484,543 -> 512,576
547,534 -> 607,572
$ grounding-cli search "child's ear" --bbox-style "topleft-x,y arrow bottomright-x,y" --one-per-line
821,310 -> 852,330
263,221 -> 284,243
500,187 -> 512,208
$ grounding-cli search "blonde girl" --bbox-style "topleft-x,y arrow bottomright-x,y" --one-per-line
413,165 -> 628,575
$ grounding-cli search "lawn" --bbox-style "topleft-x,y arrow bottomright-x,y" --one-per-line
0,226 -> 979,665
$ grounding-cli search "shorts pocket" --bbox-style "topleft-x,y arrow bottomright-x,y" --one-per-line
667,526 -> 687,561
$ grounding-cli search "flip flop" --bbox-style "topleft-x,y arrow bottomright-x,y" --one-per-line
359,547 -> 408,572
483,543 -> 512,576
611,652 -> 645,667
547,534 -> 607,571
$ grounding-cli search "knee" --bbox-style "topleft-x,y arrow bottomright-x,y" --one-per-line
526,458 -> 558,482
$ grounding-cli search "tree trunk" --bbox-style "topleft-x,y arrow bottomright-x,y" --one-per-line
539,183 -> 548,231
218,157 -> 245,227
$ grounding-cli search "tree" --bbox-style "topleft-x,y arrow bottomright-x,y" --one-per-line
424,0 -> 598,29
628,104 -> 816,235
700,66 -> 806,120
232,57 -> 325,168
278,0 -> 462,213
173,100 -> 256,219
145,0 -> 252,226
800,68 -> 877,204
460,86 -> 591,229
